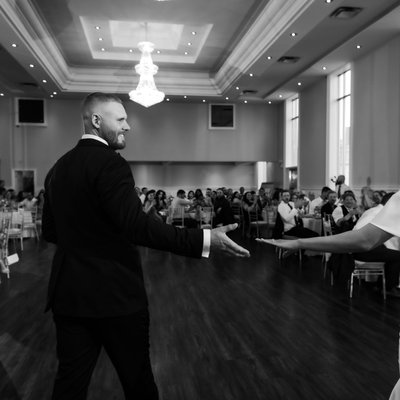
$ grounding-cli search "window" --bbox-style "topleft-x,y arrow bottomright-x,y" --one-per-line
327,66 -> 352,184
285,96 -> 299,168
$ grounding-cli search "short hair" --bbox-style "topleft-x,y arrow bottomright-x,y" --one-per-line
327,190 -> 336,196
177,189 -> 185,196
381,192 -> 395,206
81,92 -> 122,120
343,192 -> 356,201
321,186 -> 331,194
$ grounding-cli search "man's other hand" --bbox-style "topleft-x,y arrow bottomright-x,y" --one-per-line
210,223 -> 250,257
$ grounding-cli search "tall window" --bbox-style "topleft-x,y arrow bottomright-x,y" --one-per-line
337,69 -> 351,180
285,96 -> 299,168
284,96 -> 299,189
327,66 -> 352,184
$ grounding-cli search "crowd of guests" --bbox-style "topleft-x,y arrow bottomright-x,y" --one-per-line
133,185 -> 277,230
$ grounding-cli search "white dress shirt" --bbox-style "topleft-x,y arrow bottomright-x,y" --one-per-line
309,196 -> 323,215
278,201 -> 299,232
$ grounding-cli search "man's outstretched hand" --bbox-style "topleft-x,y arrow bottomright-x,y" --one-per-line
210,223 -> 250,257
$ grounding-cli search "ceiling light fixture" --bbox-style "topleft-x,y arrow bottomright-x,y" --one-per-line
129,41 -> 165,108
166,98 -> 170,101
98,37 -> 103,41
129,49 -> 133,53
290,32 -> 297,37
279,94 -> 283,98
249,73 -> 253,77
356,44 -> 362,49
202,99 -> 206,102
297,82 -> 302,86
187,42 -> 192,46
0,93 -> 4,96
42,79 -> 47,83
244,100 -> 248,104
184,51 -> 188,55
225,97 -> 229,100
322,66 -> 327,70
101,48 -> 105,51
184,95 -> 187,99
53,91 -> 57,95
11,43 -> 17,47
29,64 -> 34,68
191,31 -> 196,35
268,101 -> 272,104
267,56 -> 272,60
236,86 -> 239,90
95,26 -> 101,30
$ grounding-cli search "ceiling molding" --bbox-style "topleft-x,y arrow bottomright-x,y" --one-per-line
214,0 -> 314,92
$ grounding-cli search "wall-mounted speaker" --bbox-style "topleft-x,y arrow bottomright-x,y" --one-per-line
15,98 -> 47,126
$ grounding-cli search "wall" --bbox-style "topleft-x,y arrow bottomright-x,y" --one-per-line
352,34 -> 400,192
0,98 -> 281,191
298,77 -> 328,195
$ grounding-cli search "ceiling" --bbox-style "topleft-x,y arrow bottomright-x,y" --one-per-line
1,0 -> 400,104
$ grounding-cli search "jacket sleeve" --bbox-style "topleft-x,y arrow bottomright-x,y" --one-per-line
42,166 -> 58,244
95,154 -> 203,258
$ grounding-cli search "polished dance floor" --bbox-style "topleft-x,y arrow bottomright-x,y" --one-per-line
0,233 -> 399,400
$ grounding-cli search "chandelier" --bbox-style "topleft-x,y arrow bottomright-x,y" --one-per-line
129,41 -> 165,108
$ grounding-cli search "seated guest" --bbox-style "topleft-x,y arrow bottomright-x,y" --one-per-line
226,188 -> 234,202
139,187 -> 148,204
143,190 -> 156,214
19,192 -> 37,210
335,175 -> 351,199
193,188 -> 206,208
231,191 -> 242,205
187,190 -> 195,200
154,189 -> 168,212
352,192 -> 400,296
320,190 -> 338,217
213,188 -> 235,227
277,190 -> 319,238
360,186 -> 374,211
309,186 -> 331,215
170,189 -> 197,228
258,187 -> 269,208
332,191 -> 362,232
204,188 -> 213,207
239,186 -> 245,199
372,190 -> 384,206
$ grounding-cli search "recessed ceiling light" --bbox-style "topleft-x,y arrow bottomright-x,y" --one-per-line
236,86 -> 239,90
290,32 -> 297,37
187,42 -> 192,46
0,93 -> 4,96
225,97 -> 229,100
29,64 -> 34,68
95,26 -> 101,30
279,94 -> 283,98
184,51 -> 188,55
191,31 -> 196,35
11,43 -> 17,48
325,0 -> 333,3
322,66 -> 327,70
202,99 -> 206,102
101,48 -> 105,51
267,56 -> 272,60
129,49 -> 133,53
184,95 -> 187,99
249,73 -> 253,77
156,50 -> 161,54
50,95 -> 54,98
42,79 -> 47,83
268,101 -> 272,104
356,44 -> 362,49
98,37 -> 103,41
53,91 -> 57,95
297,82 -> 302,86
166,98 -> 170,101
244,100 -> 248,104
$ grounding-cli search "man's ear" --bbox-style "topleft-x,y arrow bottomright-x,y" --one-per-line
91,113 -> 101,129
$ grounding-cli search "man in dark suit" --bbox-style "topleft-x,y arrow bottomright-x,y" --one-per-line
42,92 -> 250,400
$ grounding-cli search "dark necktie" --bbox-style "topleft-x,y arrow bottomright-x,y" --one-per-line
338,185 -> 342,198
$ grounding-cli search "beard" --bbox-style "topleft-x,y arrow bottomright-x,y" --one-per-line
104,131 -> 126,150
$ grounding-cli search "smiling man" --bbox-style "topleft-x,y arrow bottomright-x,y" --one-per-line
42,92 -> 250,400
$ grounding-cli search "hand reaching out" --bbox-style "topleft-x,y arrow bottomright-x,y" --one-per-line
210,224 -> 250,257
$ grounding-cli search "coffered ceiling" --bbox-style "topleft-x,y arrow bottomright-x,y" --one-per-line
0,0 -> 400,104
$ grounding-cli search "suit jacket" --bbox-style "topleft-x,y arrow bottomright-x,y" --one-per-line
42,139 -> 203,317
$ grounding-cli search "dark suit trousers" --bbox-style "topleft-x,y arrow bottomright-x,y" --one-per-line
52,309 -> 158,400
353,245 -> 400,290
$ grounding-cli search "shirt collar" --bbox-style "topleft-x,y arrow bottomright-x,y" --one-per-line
81,134 -> 108,146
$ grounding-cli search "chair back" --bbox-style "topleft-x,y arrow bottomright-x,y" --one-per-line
167,206 -> 185,228
272,211 -> 284,239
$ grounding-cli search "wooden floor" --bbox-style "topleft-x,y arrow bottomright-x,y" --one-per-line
1,233 -> 400,400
